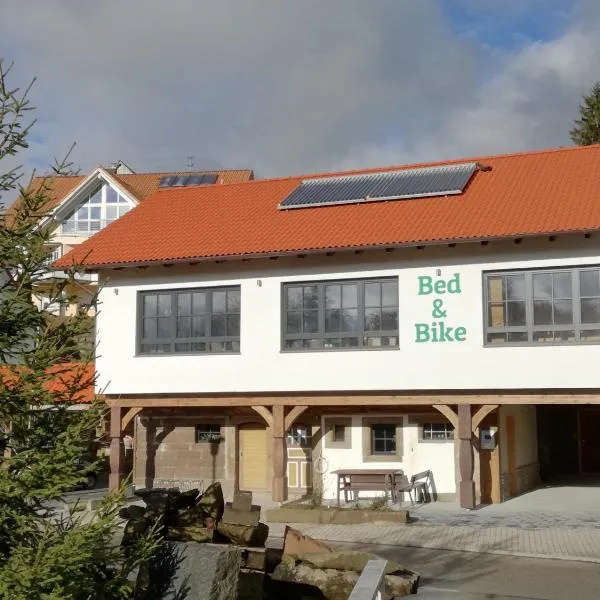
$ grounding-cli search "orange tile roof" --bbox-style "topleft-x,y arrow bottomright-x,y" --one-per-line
0,362 -> 95,404
4,168 -> 254,216
55,145 -> 600,270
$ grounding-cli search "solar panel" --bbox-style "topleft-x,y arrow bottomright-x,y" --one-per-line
159,173 -> 220,188
279,162 -> 479,210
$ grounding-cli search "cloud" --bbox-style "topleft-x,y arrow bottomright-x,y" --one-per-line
0,0 -> 597,180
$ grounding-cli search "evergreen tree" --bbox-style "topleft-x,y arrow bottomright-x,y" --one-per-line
0,59 -> 159,600
570,82 -> 600,145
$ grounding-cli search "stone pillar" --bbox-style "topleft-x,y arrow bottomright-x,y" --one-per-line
272,405 -> 288,502
458,404 -> 475,509
109,406 -> 124,491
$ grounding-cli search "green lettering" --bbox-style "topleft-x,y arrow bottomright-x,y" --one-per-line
434,280 -> 447,294
415,323 -> 430,342
418,276 -> 433,295
447,273 -> 462,294
454,326 -> 467,341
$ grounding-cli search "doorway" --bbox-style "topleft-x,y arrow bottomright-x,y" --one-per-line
580,409 -> 600,473
239,424 -> 268,490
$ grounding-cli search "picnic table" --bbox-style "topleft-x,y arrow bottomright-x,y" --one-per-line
332,468 -> 405,505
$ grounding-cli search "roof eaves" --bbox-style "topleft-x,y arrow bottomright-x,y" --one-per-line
55,227 -> 600,272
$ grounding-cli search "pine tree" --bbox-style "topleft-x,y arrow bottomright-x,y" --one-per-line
0,59 -> 159,600
570,82 -> 600,145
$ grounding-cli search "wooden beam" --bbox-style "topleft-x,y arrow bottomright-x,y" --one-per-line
121,407 -> 142,430
457,405 -> 475,509
472,405 -> 499,433
432,404 -> 458,429
109,406 -> 124,492
284,405 -> 309,431
105,392 -> 600,409
251,405 -> 273,427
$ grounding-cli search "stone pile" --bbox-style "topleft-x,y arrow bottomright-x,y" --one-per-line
120,483 -> 269,549
269,527 -> 420,600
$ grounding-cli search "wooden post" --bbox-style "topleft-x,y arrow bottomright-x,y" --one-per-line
458,404 -> 475,509
109,406 -> 124,491
272,405 -> 288,502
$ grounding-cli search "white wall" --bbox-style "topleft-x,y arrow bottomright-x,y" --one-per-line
320,415 -> 456,500
94,235 -> 600,394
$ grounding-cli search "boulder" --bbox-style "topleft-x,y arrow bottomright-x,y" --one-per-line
166,525 -> 214,543
196,482 -> 225,523
217,522 -> 269,547
272,558 -> 358,600
172,488 -> 200,510
297,550 -> 404,575
135,542 -> 241,600
282,526 -> 332,556
119,505 -> 146,521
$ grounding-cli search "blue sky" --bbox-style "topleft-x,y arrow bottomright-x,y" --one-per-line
0,0 -> 598,188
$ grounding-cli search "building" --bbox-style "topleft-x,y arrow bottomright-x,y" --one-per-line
55,145 -> 600,508
6,165 -> 254,316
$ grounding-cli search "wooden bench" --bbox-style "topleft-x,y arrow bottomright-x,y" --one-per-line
332,469 -> 404,505
396,470 -> 431,506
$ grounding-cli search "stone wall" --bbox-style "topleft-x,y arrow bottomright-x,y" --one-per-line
134,416 -> 229,492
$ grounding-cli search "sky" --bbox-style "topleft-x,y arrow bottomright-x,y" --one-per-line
0,0 -> 597,181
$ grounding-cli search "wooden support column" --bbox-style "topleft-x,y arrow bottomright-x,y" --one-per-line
458,404 -> 475,509
271,404 -> 288,503
109,406 -> 124,491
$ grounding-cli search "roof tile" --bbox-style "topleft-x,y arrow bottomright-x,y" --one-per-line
55,146 -> 600,269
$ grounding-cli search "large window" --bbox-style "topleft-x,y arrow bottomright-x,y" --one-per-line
138,286 -> 240,354
371,424 -> 396,455
282,278 -> 398,350
484,267 -> 600,345
62,184 -> 131,235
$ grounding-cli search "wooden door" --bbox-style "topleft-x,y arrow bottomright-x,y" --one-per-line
580,409 -> 600,473
506,416 -> 517,496
239,425 -> 268,490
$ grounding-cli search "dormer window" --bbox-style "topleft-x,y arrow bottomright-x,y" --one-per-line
62,184 -> 131,235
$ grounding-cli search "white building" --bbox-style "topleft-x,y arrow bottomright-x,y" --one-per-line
55,145 -> 600,507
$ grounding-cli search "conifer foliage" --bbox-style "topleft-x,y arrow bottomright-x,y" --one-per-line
0,59 -> 159,600
570,82 -> 600,146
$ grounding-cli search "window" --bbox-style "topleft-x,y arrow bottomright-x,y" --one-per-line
282,278 -> 398,350
62,184 -> 131,235
484,267 -> 600,344
421,422 -> 454,441
195,424 -> 222,443
333,424 -> 346,443
287,425 -> 311,447
371,424 -> 396,455
138,286 -> 240,354
362,417 -> 403,462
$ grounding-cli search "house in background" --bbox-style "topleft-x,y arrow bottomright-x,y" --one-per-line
55,145 -> 600,508
7,164 -> 254,316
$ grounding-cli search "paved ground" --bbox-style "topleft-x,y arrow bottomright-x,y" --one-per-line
265,486 -> 600,563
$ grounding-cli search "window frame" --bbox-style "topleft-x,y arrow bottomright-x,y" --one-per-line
420,422 -> 455,443
137,285 -> 241,355
361,417 -> 403,463
324,417 -> 352,449
483,266 -> 600,346
195,423 -> 222,444
281,277 -> 399,352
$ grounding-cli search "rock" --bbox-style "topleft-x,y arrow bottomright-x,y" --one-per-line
121,518 -> 150,548
222,504 -> 261,526
385,573 -> 419,597
119,505 -> 146,520
282,526 -> 332,556
217,522 -> 269,547
232,490 -> 253,512
196,482 -> 225,523
298,550 -> 404,575
166,525 -> 214,543
172,488 -> 200,510
135,542 -> 241,600
272,560 -> 358,600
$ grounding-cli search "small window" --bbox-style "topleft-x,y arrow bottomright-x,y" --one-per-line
195,424 -> 222,443
333,424 -> 346,443
422,422 -> 454,442
287,425 -> 311,447
371,424 -> 396,455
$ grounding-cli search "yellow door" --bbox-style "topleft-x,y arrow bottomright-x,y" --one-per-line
239,425 -> 268,490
